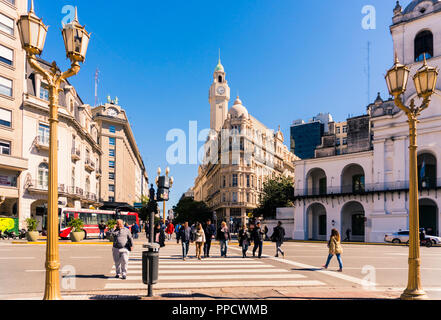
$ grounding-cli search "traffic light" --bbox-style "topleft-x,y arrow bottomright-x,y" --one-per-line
157,188 -> 169,201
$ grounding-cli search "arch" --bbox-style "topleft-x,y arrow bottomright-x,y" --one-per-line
30,199 -> 47,232
341,163 -> 365,193
414,29 -> 433,62
418,152 -> 437,189
306,203 -> 327,240
218,75 -> 223,83
341,201 -> 365,242
419,198 -> 438,236
306,168 -> 327,195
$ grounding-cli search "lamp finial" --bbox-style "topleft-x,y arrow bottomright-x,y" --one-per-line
74,6 -> 78,22
30,0 -> 34,13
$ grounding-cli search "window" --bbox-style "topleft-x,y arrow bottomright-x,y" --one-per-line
342,126 -> 348,133
109,137 -> 115,146
223,176 -> 226,187
79,213 -> 98,225
109,149 -> 115,157
38,163 -> 49,189
109,125 -> 115,133
0,13 -> 14,36
38,123 -> 49,145
109,172 -> 115,180
342,138 -> 347,145
109,196 -> 115,202
0,76 -> 12,97
218,76 -> 222,83
0,108 -> 11,127
337,127 -> 341,134
109,184 -> 115,192
38,82 -> 48,100
415,30 -> 433,62
0,140 -> 10,155
109,160 -> 115,168
232,192 -> 237,203
0,44 -> 13,66
352,174 -> 365,193
336,139 -> 341,147
246,193 -> 250,202
71,168 -> 75,188
246,175 -> 250,187
232,174 -> 238,187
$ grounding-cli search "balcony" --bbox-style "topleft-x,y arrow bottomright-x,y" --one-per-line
35,135 -> 49,151
71,148 -> 81,161
85,159 -> 95,172
95,168 -> 102,178
84,192 -> 97,202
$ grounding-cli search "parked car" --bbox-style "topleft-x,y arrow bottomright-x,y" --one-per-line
385,229 -> 441,245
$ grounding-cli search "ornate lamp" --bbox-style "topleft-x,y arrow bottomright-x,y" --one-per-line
17,0 -> 48,55
61,7 -> 90,63
385,54 -> 410,98
413,56 -> 439,99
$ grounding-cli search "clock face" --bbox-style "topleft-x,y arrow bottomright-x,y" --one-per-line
217,86 -> 226,95
107,108 -> 118,117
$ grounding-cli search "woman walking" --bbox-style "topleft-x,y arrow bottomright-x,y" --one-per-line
322,228 -> 343,272
216,221 -> 231,257
194,223 -> 206,260
154,223 -> 165,248
238,224 -> 251,258
165,222 -> 175,240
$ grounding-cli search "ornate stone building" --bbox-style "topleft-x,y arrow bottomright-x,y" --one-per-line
193,60 -> 298,225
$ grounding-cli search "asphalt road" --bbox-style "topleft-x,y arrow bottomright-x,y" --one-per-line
1,235 -> 441,299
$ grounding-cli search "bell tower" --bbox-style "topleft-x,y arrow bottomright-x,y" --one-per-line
209,57 -> 230,131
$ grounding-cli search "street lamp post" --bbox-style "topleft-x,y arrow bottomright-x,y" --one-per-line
385,53 -> 438,300
17,1 -> 90,300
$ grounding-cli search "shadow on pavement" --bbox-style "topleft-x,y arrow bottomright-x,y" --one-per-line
89,295 -> 142,300
71,274 -> 111,279
290,268 -> 323,271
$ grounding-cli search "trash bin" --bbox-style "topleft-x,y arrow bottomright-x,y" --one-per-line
142,243 -> 160,285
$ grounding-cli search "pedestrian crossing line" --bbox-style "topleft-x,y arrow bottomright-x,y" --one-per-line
124,268 -> 291,274
108,274 -> 307,281
104,280 -> 325,290
155,261 -> 265,265
158,264 -> 273,269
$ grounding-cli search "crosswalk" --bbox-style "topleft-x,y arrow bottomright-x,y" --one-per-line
104,245 -> 326,290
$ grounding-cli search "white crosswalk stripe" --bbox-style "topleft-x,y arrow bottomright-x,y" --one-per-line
103,246 -> 326,290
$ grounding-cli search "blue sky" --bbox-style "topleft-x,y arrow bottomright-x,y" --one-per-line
33,0 -> 413,212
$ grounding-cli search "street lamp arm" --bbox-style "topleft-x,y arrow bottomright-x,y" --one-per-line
27,54 -> 53,85
59,61 -> 81,83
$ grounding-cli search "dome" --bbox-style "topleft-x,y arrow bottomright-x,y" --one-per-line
403,0 -> 439,14
228,96 -> 248,118
215,60 -> 224,72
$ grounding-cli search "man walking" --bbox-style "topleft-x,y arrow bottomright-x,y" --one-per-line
110,219 -> 133,280
131,222 -> 139,239
203,219 -> 216,258
252,221 -> 264,258
177,221 -> 192,260
98,220 -> 106,240
271,221 -> 286,258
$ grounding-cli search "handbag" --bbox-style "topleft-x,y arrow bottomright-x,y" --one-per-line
125,236 -> 132,251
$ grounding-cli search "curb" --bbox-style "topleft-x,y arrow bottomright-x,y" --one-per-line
286,240 -> 441,247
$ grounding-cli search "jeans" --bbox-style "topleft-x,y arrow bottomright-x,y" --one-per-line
99,230 -> 105,239
181,241 -> 190,258
242,243 -> 249,257
220,240 -> 228,256
204,240 -> 212,257
276,241 -> 284,256
253,241 -> 263,257
324,253 -> 343,269
133,232 -> 138,239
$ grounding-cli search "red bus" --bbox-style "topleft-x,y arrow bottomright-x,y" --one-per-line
58,208 -> 139,239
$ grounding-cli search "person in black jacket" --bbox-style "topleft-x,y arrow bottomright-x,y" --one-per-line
271,221 -> 285,258
177,221 -> 192,260
154,223 -> 165,248
203,219 -> 216,258
238,224 -> 251,258
252,221 -> 265,258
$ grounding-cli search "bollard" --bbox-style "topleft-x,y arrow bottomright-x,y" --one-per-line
142,242 -> 160,297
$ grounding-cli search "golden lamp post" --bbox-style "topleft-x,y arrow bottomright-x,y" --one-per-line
17,1 -> 90,300
155,167 -> 174,224
385,53 -> 438,300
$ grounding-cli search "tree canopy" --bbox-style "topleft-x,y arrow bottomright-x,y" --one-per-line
172,197 -> 212,224
253,175 -> 294,218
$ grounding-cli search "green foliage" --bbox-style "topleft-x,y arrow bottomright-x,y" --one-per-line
106,219 -> 117,230
68,218 -> 84,232
138,200 -> 158,222
25,218 -> 38,232
173,197 -> 212,225
253,175 -> 294,218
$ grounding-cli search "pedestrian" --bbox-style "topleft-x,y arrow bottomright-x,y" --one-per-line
344,228 -> 351,242
110,219 -> 133,280
322,228 -> 343,272
216,221 -> 231,257
165,222 -> 175,240
124,222 -> 129,229
98,220 -> 106,240
203,219 -> 216,258
238,223 -> 251,258
177,221 -> 192,261
154,222 -> 165,248
131,222 -> 139,239
194,222 -> 206,260
263,224 -> 269,241
271,221 -> 285,258
252,221 -> 264,258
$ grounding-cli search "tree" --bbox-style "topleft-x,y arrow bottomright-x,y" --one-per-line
253,175 -> 294,219
173,197 -> 212,224
138,199 -> 158,222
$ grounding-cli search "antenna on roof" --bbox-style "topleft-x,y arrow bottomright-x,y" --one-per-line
94,68 -> 99,107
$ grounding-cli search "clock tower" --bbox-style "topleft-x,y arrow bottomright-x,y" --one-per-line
209,58 -> 230,131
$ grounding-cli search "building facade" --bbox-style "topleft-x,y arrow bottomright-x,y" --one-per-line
92,100 -> 148,206
0,0 -> 28,219
193,60 -> 298,225
292,0 -> 441,242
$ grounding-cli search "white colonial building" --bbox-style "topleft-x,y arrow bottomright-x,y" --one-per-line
292,0 -> 441,242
